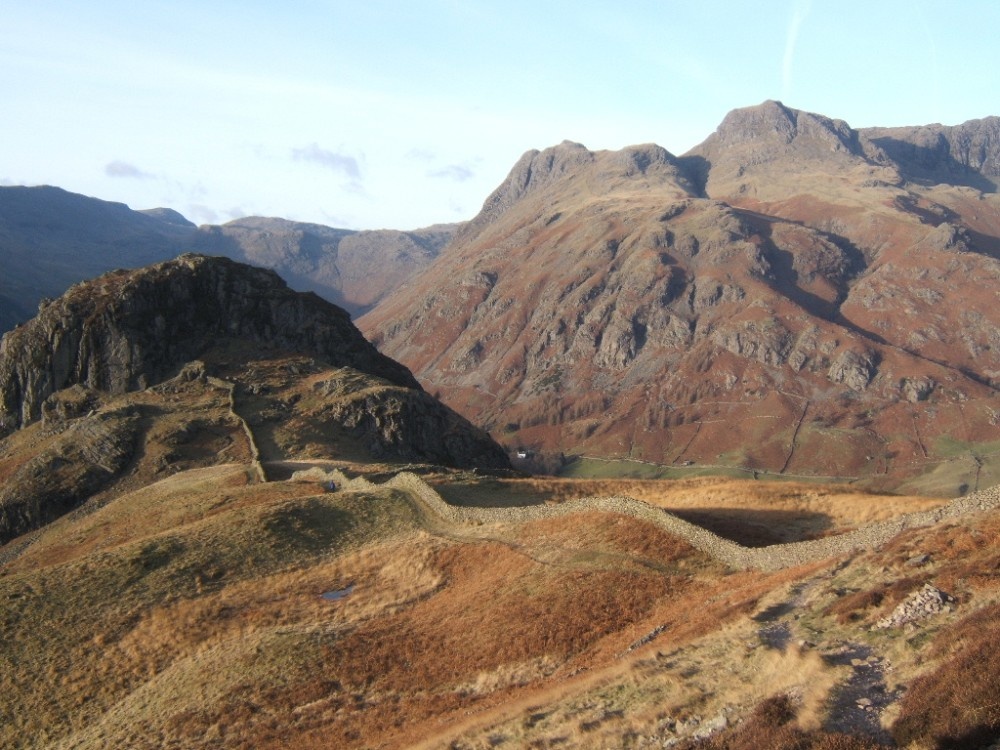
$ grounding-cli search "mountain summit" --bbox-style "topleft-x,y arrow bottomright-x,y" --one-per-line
360,102 -> 1000,491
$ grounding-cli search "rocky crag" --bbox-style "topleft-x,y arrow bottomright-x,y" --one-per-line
360,102 -> 1000,491
0,255 -> 510,542
0,254 -> 418,435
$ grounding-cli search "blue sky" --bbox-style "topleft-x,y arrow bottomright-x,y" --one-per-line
3,1 -> 998,230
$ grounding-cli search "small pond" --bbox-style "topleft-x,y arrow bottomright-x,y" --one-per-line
320,584 -> 354,601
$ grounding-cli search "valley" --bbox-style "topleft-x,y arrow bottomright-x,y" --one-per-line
4,101 -> 1000,748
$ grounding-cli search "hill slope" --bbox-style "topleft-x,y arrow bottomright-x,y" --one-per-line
192,216 -> 458,317
0,254 -> 510,542
359,103 -> 1000,491
4,460 -> 1000,749
0,185 -> 198,331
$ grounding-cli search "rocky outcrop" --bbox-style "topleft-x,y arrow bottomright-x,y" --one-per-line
827,348 -> 879,391
0,254 -> 420,435
314,375 -> 511,469
0,407 -> 141,543
862,116 -> 1000,186
463,140 -> 698,235
684,100 -> 888,195
874,584 -> 956,629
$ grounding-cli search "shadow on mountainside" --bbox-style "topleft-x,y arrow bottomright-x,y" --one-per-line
668,507 -> 834,547
867,136 -> 998,193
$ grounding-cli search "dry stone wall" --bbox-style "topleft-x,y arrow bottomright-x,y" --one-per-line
296,468 -> 1000,572
206,375 -> 267,484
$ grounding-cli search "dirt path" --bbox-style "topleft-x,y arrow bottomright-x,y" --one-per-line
823,642 -> 897,743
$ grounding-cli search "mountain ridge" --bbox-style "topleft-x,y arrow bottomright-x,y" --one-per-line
360,101 -> 1000,492
0,186 -> 458,334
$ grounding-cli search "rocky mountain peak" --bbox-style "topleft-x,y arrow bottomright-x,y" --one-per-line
710,100 -> 862,155
0,253 -> 420,435
683,101 -> 890,199
463,140 -> 696,239
472,141 -> 595,227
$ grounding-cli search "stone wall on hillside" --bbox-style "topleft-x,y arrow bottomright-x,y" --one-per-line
293,468 -> 1000,572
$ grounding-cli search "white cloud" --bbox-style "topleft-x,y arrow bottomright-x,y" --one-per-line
782,0 -> 812,102
291,143 -> 361,180
428,164 -> 475,181
105,160 -> 153,179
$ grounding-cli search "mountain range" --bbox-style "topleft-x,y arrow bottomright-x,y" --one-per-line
0,186 -> 452,331
360,101 -> 1000,492
5,101 -> 1000,749
3,100 -> 1000,492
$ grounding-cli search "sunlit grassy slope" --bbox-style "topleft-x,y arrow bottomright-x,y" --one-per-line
3,462 -> 1000,749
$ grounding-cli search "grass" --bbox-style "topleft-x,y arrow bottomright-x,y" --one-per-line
0,471 -> 427,750
672,694 -> 891,749
4,443 -> 1000,749
891,601 -> 1000,748
435,473 -> 944,544
893,436 -> 1000,498
2,464 -> 762,750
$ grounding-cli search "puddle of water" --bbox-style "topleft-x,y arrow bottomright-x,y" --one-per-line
320,584 -> 354,601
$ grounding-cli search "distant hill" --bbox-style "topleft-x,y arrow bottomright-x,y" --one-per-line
0,185 -> 198,331
0,187 -> 457,334
359,102 -> 1000,492
192,216 -> 458,317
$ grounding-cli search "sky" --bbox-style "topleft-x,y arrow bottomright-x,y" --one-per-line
3,0 -> 998,231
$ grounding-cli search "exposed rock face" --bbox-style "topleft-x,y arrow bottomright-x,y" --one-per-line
361,101 -> 1000,487
0,407 -> 141,544
862,116 -> 1000,186
0,254 -> 419,435
312,374 -> 511,469
683,100 -> 890,197
464,140 -> 698,235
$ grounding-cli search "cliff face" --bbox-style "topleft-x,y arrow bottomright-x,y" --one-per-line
0,254 -> 420,435
861,116 -> 1000,186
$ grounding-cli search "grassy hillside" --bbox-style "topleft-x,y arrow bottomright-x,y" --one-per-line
4,461 -> 1000,748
